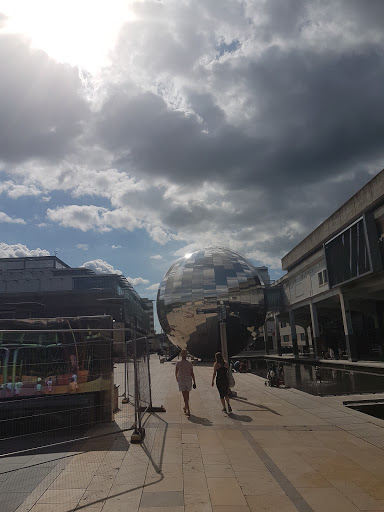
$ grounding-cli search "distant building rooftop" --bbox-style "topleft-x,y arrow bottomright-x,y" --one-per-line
0,256 -> 70,270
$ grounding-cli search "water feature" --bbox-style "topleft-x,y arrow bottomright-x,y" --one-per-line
249,358 -> 384,396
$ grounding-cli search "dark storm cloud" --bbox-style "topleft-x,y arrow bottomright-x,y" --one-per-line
325,0 -> 384,34
98,42 -> 384,195
256,0 -> 309,40
186,92 -> 227,132
163,202 -> 212,229
0,34 -> 89,163
96,88 -> 263,184
236,44 -> 384,186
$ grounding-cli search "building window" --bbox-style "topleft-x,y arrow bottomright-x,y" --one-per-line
318,269 -> 328,286
280,321 -> 287,328
325,217 -> 371,286
283,335 -> 290,342
300,333 -> 306,341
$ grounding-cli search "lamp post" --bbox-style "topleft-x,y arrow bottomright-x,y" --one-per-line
218,303 -> 229,363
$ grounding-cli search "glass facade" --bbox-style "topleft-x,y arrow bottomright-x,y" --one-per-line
325,218 -> 371,286
157,247 -> 267,358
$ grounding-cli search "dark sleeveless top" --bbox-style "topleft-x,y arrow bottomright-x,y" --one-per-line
216,365 -> 228,380
216,364 -> 229,398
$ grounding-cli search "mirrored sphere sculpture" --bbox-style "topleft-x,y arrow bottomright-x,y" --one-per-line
157,246 -> 268,359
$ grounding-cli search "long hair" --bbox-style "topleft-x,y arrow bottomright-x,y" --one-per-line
215,352 -> 226,366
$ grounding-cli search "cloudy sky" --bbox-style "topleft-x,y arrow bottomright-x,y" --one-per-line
0,0 -> 383,316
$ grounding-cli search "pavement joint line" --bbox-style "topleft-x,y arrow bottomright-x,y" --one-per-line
241,429 -> 314,512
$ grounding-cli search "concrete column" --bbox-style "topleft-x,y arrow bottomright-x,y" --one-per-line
304,327 -> 310,348
289,310 -> 299,356
339,291 -> 358,362
274,315 -> 282,356
309,301 -> 320,359
301,327 -> 310,356
263,323 -> 270,355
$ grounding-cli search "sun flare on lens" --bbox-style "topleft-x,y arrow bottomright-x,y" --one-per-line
0,0 -> 135,72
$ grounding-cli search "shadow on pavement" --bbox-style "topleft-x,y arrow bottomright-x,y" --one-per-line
141,412 -> 167,474
1,420 -> 131,458
228,413 -> 253,422
188,415 -> 213,426
232,397 -> 282,416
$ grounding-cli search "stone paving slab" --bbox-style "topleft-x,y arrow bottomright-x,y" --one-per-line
5,357 -> 384,512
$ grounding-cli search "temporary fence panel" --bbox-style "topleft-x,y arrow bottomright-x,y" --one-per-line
0,317 -> 115,442
0,319 -> 156,511
135,336 -> 152,410
0,317 -> 150,453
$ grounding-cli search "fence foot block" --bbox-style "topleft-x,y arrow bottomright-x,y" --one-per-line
139,405 -> 166,412
131,428 -> 145,444
122,398 -> 129,404
148,405 -> 166,412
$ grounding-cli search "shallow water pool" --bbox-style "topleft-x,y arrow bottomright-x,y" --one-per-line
249,359 -> 384,396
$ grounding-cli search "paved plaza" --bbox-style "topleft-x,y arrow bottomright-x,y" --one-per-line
4,357 -> 384,512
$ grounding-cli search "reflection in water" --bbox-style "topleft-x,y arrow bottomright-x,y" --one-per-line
250,359 -> 384,396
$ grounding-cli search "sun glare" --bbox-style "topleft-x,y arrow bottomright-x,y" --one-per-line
0,0 -> 135,73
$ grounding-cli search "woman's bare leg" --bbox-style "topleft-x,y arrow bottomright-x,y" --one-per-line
182,390 -> 190,414
225,395 -> 232,412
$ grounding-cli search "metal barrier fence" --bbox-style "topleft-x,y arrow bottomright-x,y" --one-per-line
0,320 -> 163,511
0,322 -> 157,453
120,335 -> 153,442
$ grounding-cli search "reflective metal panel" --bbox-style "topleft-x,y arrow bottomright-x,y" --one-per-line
157,247 -> 267,358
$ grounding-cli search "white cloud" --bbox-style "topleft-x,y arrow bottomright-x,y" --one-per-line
46,204 -> 142,233
47,205 -> 112,232
150,255 -> 162,259
0,243 -> 49,258
0,212 -> 25,224
127,276 -> 150,286
111,245 -> 121,249
0,180 -> 42,199
76,243 -> 88,250
81,258 -> 122,275
145,224 -> 170,245
145,283 -> 160,291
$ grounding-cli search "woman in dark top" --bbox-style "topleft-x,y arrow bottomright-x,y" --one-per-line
211,352 -> 232,413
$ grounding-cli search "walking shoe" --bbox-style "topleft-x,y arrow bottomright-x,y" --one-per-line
222,407 -> 227,413
228,405 -> 232,413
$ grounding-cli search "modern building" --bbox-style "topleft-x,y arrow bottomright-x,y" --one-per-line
268,170 -> 384,362
141,298 -> 155,333
141,297 -> 157,350
0,256 -> 151,355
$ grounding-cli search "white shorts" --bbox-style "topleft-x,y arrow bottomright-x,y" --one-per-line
178,379 -> 192,392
